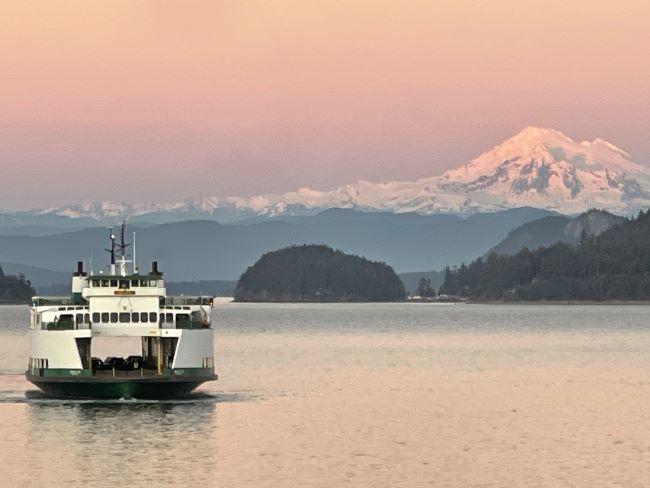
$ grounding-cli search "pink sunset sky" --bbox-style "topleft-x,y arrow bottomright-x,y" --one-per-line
1,0 -> 649,210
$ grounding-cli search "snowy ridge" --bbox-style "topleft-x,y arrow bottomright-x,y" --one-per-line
29,127 -> 650,221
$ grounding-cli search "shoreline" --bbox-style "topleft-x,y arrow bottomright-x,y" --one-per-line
467,299 -> 650,305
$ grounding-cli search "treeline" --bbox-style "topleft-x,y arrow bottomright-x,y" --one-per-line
0,267 -> 35,303
440,210 -> 650,301
235,244 -> 405,302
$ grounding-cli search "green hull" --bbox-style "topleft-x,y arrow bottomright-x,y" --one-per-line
26,373 -> 217,399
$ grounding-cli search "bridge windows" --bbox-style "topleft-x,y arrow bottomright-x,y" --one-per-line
149,312 -> 157,322
110,313 -> 118,323
91,277 -> 159,288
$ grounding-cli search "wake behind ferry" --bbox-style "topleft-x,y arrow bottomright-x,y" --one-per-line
25,223 -> 217,399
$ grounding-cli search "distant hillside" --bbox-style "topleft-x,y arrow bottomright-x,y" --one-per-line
440,210 -> 650,301
399,270 -> 444,295
0,262 -> 70,290
0,267 -> 36,303
235,245 -> 405,302
491,209 -> 624,256
0,208 -> 556,280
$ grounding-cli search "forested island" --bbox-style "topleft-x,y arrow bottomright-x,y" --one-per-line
0,267 -> 36,303
440,210 -> 650,301
234,245 -> 405,302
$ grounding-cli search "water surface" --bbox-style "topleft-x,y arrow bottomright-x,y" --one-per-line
1,303 -> 649,487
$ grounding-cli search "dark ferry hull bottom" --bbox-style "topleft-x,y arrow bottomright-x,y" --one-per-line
26,374 -> 218,399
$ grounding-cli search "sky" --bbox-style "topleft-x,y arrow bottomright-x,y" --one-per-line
1,0 -> 649,210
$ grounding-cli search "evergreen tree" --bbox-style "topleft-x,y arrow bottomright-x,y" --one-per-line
416,277 -> 435,297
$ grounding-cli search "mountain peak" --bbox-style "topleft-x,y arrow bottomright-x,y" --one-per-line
505,126 -> 575,146
23,127 -> 650,222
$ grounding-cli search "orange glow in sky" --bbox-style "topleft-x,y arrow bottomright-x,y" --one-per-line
0,0 -> 648,208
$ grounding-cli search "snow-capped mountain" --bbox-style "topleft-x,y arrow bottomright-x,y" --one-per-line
22,127 -> 650,222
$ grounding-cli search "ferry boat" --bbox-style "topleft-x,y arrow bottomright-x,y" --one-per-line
25,224 -> 217,399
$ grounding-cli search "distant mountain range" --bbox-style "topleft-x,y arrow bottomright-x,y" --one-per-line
0,207 -> 554,283
490,209 -> 625,256
2,127 -> 648,227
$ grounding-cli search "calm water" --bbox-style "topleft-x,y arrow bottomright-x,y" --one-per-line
1,303 -> 650,487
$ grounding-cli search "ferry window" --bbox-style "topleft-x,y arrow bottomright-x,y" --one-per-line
110,279 -> 118,287
131,280 -> 138,287
140,312 -> 148,323
119,280 -> 129,289
149,312 -> 157,322
140,280 -> 148,287
101,312 -> 109,323
84,313 -> 90,323
149,280 -> 157,287
76,314 -> 83,324
101,280 -> 109,287
119,312 -> 130,323
59,314 -> 74,325
176,314 -> 190,326
165,313 -> 174,323
110,313 -> 118,323
131,312 -> 139,323
92,313 -> 100,323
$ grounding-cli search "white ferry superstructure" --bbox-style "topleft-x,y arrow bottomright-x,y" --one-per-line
25,223 -> 217,399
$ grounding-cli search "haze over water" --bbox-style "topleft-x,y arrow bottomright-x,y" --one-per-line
1,303 -> 649,487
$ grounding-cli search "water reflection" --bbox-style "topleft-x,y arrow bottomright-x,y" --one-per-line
22,400 -> 221,486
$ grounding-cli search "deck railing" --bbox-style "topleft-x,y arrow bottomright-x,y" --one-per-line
33,296 -> 77,307
161,296 -> 213,306
42,321 -> 91,331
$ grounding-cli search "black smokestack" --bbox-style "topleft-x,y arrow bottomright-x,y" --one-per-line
152,261 -> 160,275
75,261 -> 86,277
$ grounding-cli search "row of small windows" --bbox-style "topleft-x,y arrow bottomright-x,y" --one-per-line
89,312 -> 189,324
90,279 -> 161,289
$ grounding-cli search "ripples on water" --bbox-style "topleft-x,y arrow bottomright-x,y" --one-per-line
1,303 -> 650,487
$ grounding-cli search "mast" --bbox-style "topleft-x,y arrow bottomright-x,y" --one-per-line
117,220 -> 131,276
105,228 -> 116,275
132,231 -> 138,274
